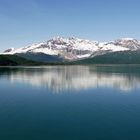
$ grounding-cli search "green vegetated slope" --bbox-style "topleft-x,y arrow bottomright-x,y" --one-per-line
17,52 -> 64,62
72,51 -> 140,64
0,55 -> 43,66
1,51 -> 140,66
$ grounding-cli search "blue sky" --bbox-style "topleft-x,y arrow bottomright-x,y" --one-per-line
0,0 -> 140,52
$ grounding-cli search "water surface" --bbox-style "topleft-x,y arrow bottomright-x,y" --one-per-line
0,65 -> 140,140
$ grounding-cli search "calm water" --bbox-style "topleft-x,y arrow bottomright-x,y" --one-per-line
0,65 -> 140,140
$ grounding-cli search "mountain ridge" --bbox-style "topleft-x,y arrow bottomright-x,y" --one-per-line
1,37 -> 140,64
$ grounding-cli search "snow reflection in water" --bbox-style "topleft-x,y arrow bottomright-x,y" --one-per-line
0,65 -> 140,93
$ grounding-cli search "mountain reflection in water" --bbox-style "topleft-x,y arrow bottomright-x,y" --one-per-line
0,65 -> 140,93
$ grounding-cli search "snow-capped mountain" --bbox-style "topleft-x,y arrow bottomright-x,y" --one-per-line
108,38 -> 140,50
2,37 -> 140,62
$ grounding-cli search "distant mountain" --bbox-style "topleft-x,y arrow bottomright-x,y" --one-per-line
1,37 -> 140,64
2,37 -> 99,61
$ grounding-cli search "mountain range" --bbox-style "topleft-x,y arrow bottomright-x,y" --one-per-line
1,37 -> 140,65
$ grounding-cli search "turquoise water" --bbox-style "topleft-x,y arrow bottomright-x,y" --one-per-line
0,65 -> 140,140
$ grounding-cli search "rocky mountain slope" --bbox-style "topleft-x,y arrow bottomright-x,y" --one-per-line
1,37 -> 140,63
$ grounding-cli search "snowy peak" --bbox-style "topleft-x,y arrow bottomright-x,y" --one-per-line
112,38 -> 140,50
2,37 -> 140,61
2,37 -> 99,60
47,36 -> 98,49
